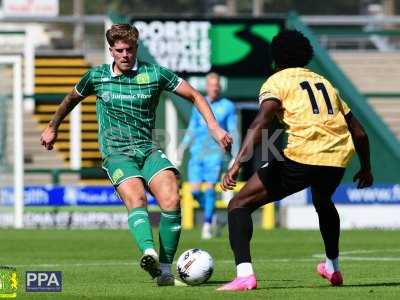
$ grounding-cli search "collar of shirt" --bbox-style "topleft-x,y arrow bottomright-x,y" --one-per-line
206,96 -> 222,104
110,59 -> 138,77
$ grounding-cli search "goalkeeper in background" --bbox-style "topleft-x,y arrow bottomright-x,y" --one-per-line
40,24 -> 232,286
177,72 -> 239,239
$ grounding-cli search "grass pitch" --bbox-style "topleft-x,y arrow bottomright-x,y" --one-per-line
1,228 -> 400,299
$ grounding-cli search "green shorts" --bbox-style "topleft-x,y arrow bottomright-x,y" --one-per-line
102,149 -> 178,186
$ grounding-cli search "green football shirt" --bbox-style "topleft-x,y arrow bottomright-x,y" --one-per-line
75,60 -> 182,159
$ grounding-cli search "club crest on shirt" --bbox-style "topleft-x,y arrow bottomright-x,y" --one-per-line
136,74 -> 150,84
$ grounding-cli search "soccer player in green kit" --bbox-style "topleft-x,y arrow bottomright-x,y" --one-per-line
40,24 -> 232,286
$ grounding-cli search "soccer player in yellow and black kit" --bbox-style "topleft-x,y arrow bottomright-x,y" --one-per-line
218,30 -> 373,291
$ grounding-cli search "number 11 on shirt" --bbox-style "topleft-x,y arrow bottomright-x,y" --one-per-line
300,81 -> 334,115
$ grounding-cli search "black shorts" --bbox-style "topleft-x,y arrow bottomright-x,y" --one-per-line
257,155 -> 345,201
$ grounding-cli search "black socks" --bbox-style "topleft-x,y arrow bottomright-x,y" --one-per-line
228,208 -> 254,265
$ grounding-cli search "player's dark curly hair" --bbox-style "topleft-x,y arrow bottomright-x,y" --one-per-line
271,30 -> 314,68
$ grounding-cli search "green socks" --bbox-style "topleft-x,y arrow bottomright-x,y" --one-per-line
127,208 -> 181,264
128,208 -> 155,252
159,210 -> 182,264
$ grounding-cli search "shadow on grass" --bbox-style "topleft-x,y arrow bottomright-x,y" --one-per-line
202,280 -> 230,285
268,281 -> 400,290
344,282 -> 400,288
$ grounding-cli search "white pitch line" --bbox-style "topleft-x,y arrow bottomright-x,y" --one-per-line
341,256 -> 400,261
313,248 -> 400,261
13,261 -> 137,268
340,249 -> 400,255
12,255 -> 400,269
313,254 -> 400,261
12,259 -> 314,268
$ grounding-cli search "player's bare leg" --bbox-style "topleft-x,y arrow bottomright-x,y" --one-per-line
218,173 -> 271,291
149,170 -> 186,286
117,178 -> 161,279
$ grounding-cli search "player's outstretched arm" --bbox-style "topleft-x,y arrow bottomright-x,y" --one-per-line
345,112 -> 373,189
174,80 -> 232,152
40,89 -> 85,150
221,100 -> 280,191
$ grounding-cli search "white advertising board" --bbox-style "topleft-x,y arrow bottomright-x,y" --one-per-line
284,205 -> 400,229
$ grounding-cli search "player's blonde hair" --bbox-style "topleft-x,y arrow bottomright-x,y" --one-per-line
106,24 -> 139,47
206,72 -> 220,82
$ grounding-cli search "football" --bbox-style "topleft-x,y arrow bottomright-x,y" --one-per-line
176,248 -> 214,285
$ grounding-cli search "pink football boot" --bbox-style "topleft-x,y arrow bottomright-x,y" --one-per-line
317,262 -> 343,286
217,275 -> 257,291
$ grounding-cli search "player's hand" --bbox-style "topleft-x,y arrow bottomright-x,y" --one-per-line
353,169 -> 373,189
221,162 -> 240,191
40,125 -> 58,150
209,126 -> 233,153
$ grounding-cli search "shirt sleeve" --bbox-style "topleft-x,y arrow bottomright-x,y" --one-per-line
158,65 -> 183,92
258,75 -> 282,105
336,89 -> 351,115
75,69 -> 94,97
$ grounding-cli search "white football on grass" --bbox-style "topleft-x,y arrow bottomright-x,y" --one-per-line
176,248 -> 214,285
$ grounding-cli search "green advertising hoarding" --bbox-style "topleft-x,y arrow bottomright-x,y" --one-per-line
131,18 -> 284,79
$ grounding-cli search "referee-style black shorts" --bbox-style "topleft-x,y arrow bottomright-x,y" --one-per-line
257,155 -> 345,201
